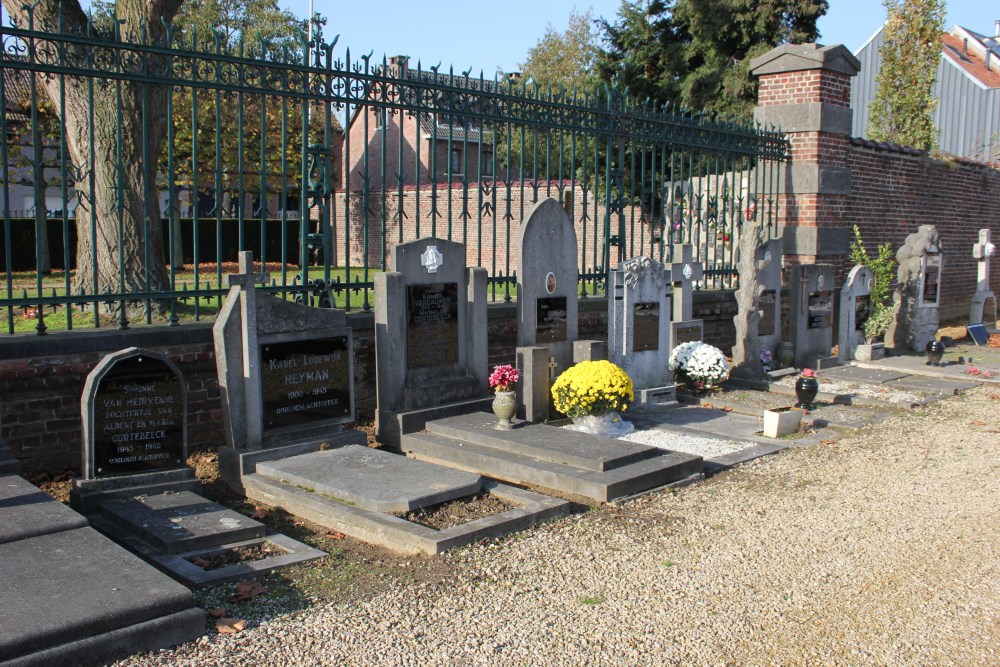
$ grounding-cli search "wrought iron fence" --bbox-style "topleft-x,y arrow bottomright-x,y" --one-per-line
0,9 -> 787,335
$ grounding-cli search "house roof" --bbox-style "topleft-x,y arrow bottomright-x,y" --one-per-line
2,55 -> 33,123
941,32 -> 1000,89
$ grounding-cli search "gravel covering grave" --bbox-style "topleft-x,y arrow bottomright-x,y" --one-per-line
114,387 -> 1000,666
617,428 -> 754,458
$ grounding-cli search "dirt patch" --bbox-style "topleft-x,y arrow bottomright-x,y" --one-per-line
26,469 -> 75,504
395,492 -> 516,530
187,542 -> 286,571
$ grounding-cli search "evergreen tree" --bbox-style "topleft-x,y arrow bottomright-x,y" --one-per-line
597,0 -> 828,117
867,0 -> 946,150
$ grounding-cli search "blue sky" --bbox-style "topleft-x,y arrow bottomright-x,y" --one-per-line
3,1 -> 996,73
276,0 -> 997,74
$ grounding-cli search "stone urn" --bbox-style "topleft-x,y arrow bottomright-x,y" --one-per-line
492,390 -> 517,430
925,340 -> 945,366
776,342 -> 795,368
794,376 -> 819,409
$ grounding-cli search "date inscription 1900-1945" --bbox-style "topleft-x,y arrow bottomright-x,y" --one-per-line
261,337 -> 351,430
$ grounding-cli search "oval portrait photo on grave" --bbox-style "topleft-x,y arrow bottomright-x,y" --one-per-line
545,272 -> 557,294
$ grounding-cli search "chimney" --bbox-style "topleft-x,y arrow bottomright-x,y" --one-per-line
995,19 -> 999,37
963,37 -> 968,54
388,55 -> 409,76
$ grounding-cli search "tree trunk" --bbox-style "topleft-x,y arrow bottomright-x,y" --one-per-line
731,222 -> 766,381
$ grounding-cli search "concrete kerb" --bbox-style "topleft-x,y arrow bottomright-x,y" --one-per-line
243,474 -> 571,556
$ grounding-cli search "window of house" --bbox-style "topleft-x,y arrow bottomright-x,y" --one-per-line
480,148 -> 493,177
374,107 -> 387,129
450,147 -> 463,174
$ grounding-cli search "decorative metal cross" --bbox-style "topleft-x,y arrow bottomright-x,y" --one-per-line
973,228 -> 994,293
669,244 -> 704,322
228,250 -> 270,288
548,357 -> 559,382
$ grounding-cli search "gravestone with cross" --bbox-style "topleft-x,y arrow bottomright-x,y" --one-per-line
608,255 -> 675,403
789,264 -> 836,369
374,237 -> 490,448
669,245 -> 704,348
970,228 -> 996,331
214,251 -> 366,491
838,264 -> 875,362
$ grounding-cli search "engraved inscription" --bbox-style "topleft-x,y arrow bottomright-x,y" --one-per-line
854,294 -> 872,331
92,356 -> 185,478
674,323 -> 702,345
633,302 -> 660,352
407,283 -> 459,369
261,337 -> 352,429
536,297 -> 568,343
808,291 -> 833,329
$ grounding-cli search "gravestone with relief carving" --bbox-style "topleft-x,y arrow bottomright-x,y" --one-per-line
214,251 -> 366,490
888,225 -> 942,352
374,237 -> 490,448
608,256 -> 675,403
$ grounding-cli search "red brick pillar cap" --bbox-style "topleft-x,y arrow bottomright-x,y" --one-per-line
750,43 -> 860,78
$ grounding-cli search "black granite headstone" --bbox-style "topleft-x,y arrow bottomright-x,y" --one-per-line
536,296 -> 568,343
260,336 -> 352,430
406,283 -> 460,369
633,302 -> 660,352
90,354 -> 185,478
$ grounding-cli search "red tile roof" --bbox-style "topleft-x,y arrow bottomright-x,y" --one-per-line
941,33 -> 1000,88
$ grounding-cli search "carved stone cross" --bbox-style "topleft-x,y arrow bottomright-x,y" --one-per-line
973,228 -> 994,293
228,250 -> 270,288
669,244 -> 704,322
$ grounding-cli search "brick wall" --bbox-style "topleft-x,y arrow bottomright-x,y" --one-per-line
845,142 -> 1000,319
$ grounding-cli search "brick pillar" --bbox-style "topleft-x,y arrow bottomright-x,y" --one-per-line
750,44 -> 861,267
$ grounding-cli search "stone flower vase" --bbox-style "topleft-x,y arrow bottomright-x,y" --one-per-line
794,377 -> 819,409
776,342 -> 795,368
855,342 -> 885,362
492,390 -> 517,430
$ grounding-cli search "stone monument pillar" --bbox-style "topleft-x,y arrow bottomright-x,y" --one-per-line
970,229 -> 996,331
888,225 -> 942,352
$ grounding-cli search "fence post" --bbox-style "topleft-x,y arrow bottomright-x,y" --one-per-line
750,44 -> 860,270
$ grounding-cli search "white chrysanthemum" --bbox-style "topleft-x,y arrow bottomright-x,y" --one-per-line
668,341 -> 730,386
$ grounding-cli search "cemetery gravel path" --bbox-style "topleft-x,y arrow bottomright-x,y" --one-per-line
120,388 -> 999,666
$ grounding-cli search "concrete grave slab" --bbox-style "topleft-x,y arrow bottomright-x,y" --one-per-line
0,473 -> 89,545
0,527 -> 203,666
882,376 -> 979,394
255,446 -> 482,513
96,491 -> 265,554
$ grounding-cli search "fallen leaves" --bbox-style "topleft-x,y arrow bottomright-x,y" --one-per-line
820,439 -> 836,446
215,618 -> 246,634
227,579 -> 266,604
970,420 -> 987,426
250,507 -> 270,520
324,531 -> 345,540
191,557 -> 212,568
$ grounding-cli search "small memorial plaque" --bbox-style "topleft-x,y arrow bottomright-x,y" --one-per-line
758,290 -> 776,337
406,283 -> 460,369
536,296 -> 568,343
92,355 -> 185,478
633,302 -> 660,352
807,291 -> 832,329
260,337 -> 351,430
674,323 -> 703,345
854,294 -> 872,331
968,323 -> 990,346
922,254 -> 941,305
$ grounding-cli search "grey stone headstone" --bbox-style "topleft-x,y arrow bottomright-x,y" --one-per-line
517,198 -> 579,376
838,265 -> 875,362
375,237 -> 488,441
608,256 -> 673,391
970,228 -> 996,330
81,348 -> 187,480
789,264 -> 835,369
889,225 -> 941,351
214,251 -> 356,454
668,245 -> 704,350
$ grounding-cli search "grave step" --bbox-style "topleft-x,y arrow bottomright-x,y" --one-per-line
242,472 -> 570,555
0,474 -> 89,545
0,444 -> 21,474
401,431 -> 702,503
423,412 -> 661,472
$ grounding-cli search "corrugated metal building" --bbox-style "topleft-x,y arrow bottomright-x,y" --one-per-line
850,23 -> 1000,161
